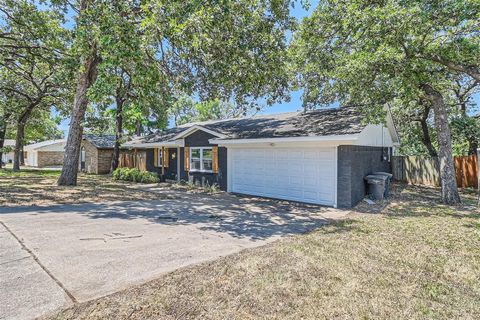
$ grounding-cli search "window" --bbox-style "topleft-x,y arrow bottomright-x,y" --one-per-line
80,147 -> 86,162
157,149 -> 163,167
190,147 -> 213,172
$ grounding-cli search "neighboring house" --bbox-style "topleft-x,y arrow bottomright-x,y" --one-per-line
1,139 -> 15,164
80,134 -> 116,174
24,140 -> 66,167
124,106 -> 400,208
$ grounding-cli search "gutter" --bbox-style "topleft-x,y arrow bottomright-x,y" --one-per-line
209,134 -> 360,146
122,139 -> 185,149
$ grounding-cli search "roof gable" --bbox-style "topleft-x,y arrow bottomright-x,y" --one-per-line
172,125 -> 227,140
24,139 -> 66,151
83,134 -> 116,148
124,106 -> 367,147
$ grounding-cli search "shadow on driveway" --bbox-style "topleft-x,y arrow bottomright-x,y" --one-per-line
0,192 -> 346,241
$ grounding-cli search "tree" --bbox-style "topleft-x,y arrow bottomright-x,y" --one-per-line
449,77 -> 479,155
291,0 -> 480,204
0,0 -> 68,171
58,0 -> 294,185
393,77 -> 479,157
0,99 -> 13,168
170,96 -> 245,126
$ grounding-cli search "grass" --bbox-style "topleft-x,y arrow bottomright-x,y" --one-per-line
47,184 -> 480,320
0,168 -> 164,206
0,167 -> 60,177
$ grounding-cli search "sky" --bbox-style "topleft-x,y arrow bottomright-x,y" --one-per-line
56,0 -> 479,136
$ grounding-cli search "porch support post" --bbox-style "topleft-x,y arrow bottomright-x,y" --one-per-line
134,148 -> 137,168
161,146 -> 165,176
177,147 -> 180,181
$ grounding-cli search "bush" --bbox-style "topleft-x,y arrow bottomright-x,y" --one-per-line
112,167 -> 160,183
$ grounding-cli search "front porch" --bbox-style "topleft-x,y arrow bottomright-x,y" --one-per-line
119,147 -> 181,182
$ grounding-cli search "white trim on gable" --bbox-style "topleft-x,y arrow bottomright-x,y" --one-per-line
385,106 -> 400,146
172,125 -> 226,140
356,124 -> 394,147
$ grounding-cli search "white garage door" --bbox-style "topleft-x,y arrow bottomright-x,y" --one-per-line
230,147 -> 336,206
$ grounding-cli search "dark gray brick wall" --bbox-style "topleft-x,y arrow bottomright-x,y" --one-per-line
337,145 -> 391,208
146,147 -> 178,180
182,130 -> 228,190
184,130 -> 215,147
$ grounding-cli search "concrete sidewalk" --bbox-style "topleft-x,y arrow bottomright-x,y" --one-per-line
0,222 -> 70,320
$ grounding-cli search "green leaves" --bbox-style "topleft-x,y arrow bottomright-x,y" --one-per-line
291,0 -> 479,113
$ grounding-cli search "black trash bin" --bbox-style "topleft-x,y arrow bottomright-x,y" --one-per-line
364,175 -> 389,200
372,172 -> 393,198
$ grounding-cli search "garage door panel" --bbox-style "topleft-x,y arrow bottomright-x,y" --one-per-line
304,191 -> 319,202
231,147 -> 336,206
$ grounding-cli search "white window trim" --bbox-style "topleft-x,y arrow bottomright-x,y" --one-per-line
189,147 -> 213,173
157,149 -> 163,167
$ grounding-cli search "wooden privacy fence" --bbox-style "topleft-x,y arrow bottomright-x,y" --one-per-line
118,151 -> 147,171
392,155 -> 478,188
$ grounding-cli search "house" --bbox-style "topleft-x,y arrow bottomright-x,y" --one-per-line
123,106 -> 400,208
1,139 -> 15,164
80,134 -> 116,174
24,140 -> 66,167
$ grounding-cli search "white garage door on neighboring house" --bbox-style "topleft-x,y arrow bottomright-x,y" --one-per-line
230,147 -> 337,206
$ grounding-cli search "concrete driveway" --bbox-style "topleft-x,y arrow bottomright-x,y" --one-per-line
0,190 -> 348,320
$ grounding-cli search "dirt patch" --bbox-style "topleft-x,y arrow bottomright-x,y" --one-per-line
0,169 -> 163,206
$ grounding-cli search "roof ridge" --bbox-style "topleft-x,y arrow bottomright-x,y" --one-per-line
176,106 -> 353,128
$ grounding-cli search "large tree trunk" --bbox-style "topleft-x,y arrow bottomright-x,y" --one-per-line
13,106 -> 35,171
421,84 -> 461,204
58,49 -> 100,185
13,122 -> 26,171
417,104 -> 437,157
135,121 -> 142,136
20,146 -> 25,165
0,111 -> 11,169
111,97 -> 124,172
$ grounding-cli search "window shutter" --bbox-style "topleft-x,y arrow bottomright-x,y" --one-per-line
164,148 -> 169,168
212,146 -> 219,173
184,147 -> 190,171
153,148 -> 158,167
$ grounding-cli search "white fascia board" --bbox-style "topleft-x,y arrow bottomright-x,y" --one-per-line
385,104 -> 401,144
172,125 -> 226,140
122,139 -> 184,149
209,134 -> 359,146
24,139 -> 67,151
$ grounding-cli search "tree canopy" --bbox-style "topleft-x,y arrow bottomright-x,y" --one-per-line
56,0 -> 297,185
291,0 -> 480,204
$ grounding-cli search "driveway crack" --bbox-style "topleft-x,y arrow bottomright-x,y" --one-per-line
0,221 -> 77,303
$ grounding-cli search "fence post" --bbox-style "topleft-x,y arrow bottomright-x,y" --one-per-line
477,148 -> 479,206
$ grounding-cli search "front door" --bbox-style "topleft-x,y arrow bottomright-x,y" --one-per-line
168,148 -> 178,180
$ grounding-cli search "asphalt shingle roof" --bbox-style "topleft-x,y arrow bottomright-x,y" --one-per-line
127,106 -> 366,145
83,134 -> 116,148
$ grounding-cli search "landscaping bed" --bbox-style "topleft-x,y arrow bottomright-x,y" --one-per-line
48,184 -> 480,320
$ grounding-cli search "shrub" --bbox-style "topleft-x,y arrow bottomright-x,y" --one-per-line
112,167 -> 160,183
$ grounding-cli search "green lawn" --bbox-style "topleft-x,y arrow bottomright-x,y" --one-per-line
48,184 -> 480,320
0,167 -> 61,178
